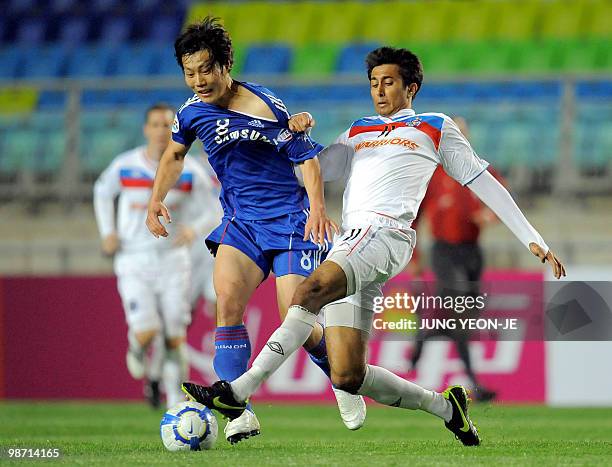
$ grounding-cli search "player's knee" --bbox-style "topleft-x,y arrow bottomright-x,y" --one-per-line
134,329 -> 157,348
215,290 -> 246,325
293,276 -> 329,310
165,336 -> 185,349
330,369 -> 366,395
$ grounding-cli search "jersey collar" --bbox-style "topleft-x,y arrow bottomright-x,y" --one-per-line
140,146 -> 159,170
380,108 -> 416,121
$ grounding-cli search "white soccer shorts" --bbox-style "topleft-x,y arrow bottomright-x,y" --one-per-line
114,248 -> 192,338
323,226 -> 415,332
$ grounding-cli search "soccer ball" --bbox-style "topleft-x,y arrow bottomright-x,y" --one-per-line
160,401 -> 218,451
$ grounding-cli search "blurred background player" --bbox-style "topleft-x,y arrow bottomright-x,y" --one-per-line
409,116 -> 503,402
93,103 -> 220,409
146,18 -> 364,443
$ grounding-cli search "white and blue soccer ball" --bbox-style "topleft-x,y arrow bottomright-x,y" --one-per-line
160,401 -> 218,451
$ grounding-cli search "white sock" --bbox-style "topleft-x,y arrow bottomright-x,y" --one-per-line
147,334 -> 164,382
357,365 -> 452,422
163,343 -> 188,408
231,305 -> 316,402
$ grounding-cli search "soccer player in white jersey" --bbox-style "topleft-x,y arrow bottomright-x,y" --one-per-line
93,103 -> 220,409
183,47 -> 567,445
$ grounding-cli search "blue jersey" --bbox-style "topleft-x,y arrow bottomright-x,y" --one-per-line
171,82 -> 323,220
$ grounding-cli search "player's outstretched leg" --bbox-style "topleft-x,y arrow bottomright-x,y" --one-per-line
182,262 -> 357,429
354,364 -> 481,446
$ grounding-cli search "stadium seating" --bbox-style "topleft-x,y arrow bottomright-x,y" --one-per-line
243,45 -> 292,74
56,16 -> 91,43
81,128 -> 132,175
0,0 -> 609,187
336,43 -> 380,74
291,44 -> 341,78
2,129 -> 43,174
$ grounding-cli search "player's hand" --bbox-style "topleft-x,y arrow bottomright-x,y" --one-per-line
304,205 -> 339,245
146,200 -> 171,238
529,242 -> 567,279
288,112 -> 315,133
101,232 -> 120,256
174,225 -> 197,246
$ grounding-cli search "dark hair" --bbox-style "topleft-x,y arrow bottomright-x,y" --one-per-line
144,102 -> 175,122
366,47 -> 423,96
174,16 -> 234,72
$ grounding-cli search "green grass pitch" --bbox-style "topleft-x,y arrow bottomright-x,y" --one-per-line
1,402 -> 611,465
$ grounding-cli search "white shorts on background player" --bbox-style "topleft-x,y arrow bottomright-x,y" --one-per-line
319,110 -> 488,333
115,248 -> 191,337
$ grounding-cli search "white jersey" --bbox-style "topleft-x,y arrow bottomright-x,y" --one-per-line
321,108 -> 488,231
93,146 -> 221,253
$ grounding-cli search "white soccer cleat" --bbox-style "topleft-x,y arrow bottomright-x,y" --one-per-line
125,348 -> 145,380
223,409 -> 261,445
333,387 -> 367,430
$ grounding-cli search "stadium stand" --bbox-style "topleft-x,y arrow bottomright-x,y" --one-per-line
0,0 -> 609,275
0,0 -> 610,204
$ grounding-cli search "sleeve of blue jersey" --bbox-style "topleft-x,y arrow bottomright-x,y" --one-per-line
283,133 -> 324,164
171,108 -> 196,147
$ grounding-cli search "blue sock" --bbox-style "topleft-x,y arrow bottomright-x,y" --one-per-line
307,331 -> 331,378
213,325 -> 253,411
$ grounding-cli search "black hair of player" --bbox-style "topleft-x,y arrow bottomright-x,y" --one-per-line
366,47 -> 424,97
144,103 -> 175,123
174,16 -> 234,73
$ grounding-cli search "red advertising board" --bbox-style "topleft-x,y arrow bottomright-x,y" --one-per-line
0,272 -> 544,402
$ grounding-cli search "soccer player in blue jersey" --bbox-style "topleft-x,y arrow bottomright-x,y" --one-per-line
146,17 -> 366,443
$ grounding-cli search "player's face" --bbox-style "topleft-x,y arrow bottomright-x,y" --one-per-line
143,109 -> 173,153
181,50 -> 229,104
369,64 -> 411,117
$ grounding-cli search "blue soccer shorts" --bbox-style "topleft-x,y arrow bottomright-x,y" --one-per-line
205,209 -> 330,280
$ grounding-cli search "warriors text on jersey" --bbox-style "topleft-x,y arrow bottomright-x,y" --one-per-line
320,108 -> 489,231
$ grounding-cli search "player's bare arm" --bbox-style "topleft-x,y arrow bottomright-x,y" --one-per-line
299,157 -> 338,244
146,140 -> 189,238
101,232 -> 120,256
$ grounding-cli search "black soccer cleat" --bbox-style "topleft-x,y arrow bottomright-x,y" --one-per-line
442,385 -> 481,446
181,381 -> 247,420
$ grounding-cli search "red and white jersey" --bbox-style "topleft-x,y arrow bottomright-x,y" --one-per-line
93,146 -> 221,253
322,108 -> 489,231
